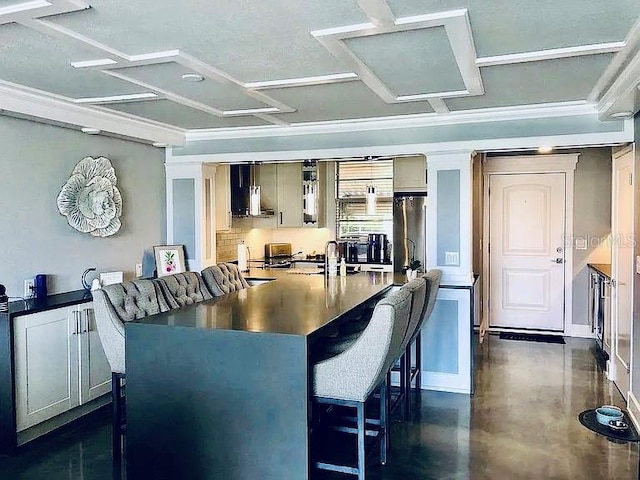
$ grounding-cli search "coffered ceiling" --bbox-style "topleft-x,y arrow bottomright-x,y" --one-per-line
0,0 -> 639,144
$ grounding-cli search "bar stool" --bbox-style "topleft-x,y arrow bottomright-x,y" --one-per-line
403,269 -> 442,415
92,279 -> 171,460
312,288 -> 412,479
155,271 -> 212,307
202,263 -> 250,296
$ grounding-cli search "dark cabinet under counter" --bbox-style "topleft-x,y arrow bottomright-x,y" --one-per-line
587,264 -> 611,370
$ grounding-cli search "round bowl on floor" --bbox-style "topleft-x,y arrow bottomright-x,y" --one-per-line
609,419 -> 629,432
595,405 -> 623,425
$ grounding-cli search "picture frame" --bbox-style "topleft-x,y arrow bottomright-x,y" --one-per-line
153,245 -> 186,277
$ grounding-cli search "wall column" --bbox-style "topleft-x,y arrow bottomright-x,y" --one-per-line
165,162 -> 217,272
426,151 -> 474,286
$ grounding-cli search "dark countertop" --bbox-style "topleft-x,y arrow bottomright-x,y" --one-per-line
5,289 -> 92,318
588,263 -> 611,278
130,272 -> 394,337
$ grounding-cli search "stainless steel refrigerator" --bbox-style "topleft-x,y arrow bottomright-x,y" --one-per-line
393,194 -> 427,273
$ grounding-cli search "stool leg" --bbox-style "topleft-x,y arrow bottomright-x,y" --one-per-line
380,378 -> 388,465
404,343 -> 411,419
357,402 -> 366,480
415,331 -> 422,390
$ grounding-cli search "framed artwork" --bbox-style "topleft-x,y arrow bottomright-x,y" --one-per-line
154,245 -> 186,277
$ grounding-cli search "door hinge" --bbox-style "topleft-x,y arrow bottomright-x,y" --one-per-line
630,173 -> 633,185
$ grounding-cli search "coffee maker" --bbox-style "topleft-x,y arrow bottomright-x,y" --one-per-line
367,233 -> 390,263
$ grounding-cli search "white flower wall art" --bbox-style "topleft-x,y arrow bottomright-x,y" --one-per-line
57,156 -> 123,237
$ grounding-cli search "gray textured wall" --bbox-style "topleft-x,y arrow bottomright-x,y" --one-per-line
572,147 -> 612,326
0,116 -> 165,297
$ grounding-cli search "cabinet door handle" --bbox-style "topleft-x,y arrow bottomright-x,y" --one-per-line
280,212 -> 283,225
83,309 -> 91,332
72,311 -> 79,335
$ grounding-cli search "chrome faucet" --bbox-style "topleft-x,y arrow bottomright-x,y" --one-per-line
324,240 -> 338,276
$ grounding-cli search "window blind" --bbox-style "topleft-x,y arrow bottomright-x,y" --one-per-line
336,159 -> 393,238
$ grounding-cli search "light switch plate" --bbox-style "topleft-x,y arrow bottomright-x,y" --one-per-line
135,263 -> 143,277
23,279 -> 34,297
574,237 -> 587,250
636,255 -> 640,275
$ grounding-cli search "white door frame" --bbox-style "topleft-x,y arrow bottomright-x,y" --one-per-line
611,144 -> 634,398
482,154 -> 580,336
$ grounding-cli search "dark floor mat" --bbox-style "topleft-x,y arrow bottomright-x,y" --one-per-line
499,332 -> 565,344
579,409 -> 640,443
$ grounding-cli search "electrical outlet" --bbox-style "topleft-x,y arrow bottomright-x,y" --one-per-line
135,263 -> 143,277
24,279 -> 34,297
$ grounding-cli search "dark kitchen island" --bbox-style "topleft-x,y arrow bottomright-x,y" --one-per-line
125,271 -> 393,480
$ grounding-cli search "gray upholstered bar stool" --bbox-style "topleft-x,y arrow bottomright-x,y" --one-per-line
396,277 -> 427,415
313,288 -> 412,480
201,263 -> 250,296
155,271 -> 212,307
403,269 -> 442,411
92,279 -> 171,460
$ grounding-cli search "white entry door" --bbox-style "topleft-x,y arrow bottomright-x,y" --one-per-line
489,173 -> 566,330
612,148 -> 633,398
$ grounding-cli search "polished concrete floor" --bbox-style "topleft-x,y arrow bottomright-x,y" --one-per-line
0,335 -> 637,479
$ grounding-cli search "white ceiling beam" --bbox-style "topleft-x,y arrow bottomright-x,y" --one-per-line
245,73 -> 359,90
477,42 -> 625,67
0,80 -> 184,144
185,101 -> 597,142
428,99 -> 450,114
442,11 -> 483,95
0,0 -> 89,25
356,0 -> 395,27
101,70 -> 226,117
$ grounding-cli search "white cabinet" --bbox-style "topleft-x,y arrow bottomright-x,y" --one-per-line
79,304 -> 112,403
394,156 -> 427,193
214,164 -> 232,231
13,303 -> 111,432
276,163 -> 303,228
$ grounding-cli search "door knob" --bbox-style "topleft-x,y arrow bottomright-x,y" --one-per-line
551,258 -> 564,264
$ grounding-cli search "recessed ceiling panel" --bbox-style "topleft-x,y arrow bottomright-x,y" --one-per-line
46,0 -> 368,82
114,63 -> 269,111
103,100 -> 270,129
266,82 -> 433,124
446,54 -> 614,111
0,1 -> 27,7
344,27 -> 465,96
0,23 -> 144,98
387,0 -> 638,56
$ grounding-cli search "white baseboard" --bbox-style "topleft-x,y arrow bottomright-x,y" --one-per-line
566,324 -> 595,338
421,371 -> 472,394
627,391 -> 640,431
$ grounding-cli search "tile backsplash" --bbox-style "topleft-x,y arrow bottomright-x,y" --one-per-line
216,227 -> 249,263
216,226 -> 332,262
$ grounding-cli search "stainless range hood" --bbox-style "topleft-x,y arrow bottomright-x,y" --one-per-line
230,164 -> 274,217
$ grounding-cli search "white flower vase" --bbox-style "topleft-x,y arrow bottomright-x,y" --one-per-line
406,269 -> 418,281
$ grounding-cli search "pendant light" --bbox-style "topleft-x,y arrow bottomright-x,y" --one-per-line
365,156 -> 376,215
303,182 -> 317,216
249,162 -> 261,216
